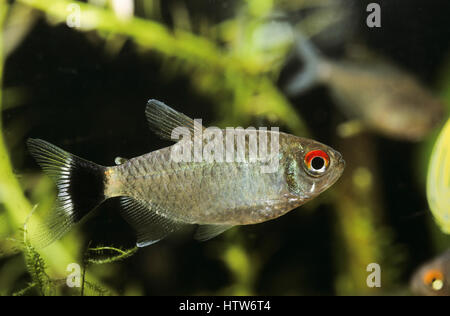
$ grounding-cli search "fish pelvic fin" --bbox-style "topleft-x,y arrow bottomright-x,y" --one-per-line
120,197 -> 188,247
145,99 -> 205,142
194,224 -> 234,242
285,32 -> 326,96
27,138 -> 106,247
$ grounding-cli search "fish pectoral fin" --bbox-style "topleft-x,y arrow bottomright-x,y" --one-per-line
145,99 -> 205,142
194,224 -> 234,242
120,197 -> 188,247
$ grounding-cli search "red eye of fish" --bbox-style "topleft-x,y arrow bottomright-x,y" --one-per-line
423,269 -> 444,289
304,150 -> 330,176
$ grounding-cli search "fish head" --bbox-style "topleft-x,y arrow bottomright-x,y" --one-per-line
283,136 -> 345,199
410,251 -> 450,296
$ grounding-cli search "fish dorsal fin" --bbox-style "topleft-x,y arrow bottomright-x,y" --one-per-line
194,224 -> 234,241
120,197 -> 187,247
145,99 -> 205,142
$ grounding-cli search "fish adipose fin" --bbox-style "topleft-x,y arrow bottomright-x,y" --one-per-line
145,99 -> 205,142
114,156 -> 128,165
194,224 -> 234,242
27,138 -> 106,247
120,197 -> 187,247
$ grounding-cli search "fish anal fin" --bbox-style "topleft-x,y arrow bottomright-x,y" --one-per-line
120,197 -> 187,247
194,224 -> 234,242
145,99 -> 205,142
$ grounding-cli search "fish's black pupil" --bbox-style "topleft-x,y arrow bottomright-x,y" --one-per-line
311,157 -> 325,170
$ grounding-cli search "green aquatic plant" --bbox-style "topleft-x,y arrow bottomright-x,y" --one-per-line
0,2 -> 112,295
85,246 -> 138,265
12,209 -> 62,296
333,135 -> 402,295
80,245 -> 138,296
8,208 -> 124,296
16,230 -> 54,295
17,0 -> 308,135
13,227 -> 137,295
215,237 -> 259,296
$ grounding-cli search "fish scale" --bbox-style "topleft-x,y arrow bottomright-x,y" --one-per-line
106,132 -> 335,225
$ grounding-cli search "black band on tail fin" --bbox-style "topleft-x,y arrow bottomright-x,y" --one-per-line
27,138 -> 106,247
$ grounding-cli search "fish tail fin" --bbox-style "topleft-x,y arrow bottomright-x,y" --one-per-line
26,138 -> 106,247
285,32 -> 327,96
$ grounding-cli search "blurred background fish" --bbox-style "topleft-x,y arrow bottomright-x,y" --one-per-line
285,32 -> 445,141
410,250 -> 450,296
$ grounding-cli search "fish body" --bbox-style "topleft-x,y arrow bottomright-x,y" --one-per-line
286,34 -> 445,141
427,117 -> 450,234
27,100 -> 345,247
321,61 -> 444,141
105,131 -> 343,226
411,250 -> 450,296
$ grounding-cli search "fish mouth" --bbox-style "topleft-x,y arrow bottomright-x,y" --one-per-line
328,151 -> 345,186
333,150 -> 346,170
339,157 -> 346,169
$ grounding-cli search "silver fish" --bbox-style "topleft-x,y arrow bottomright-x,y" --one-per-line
27,100 -> 345,247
